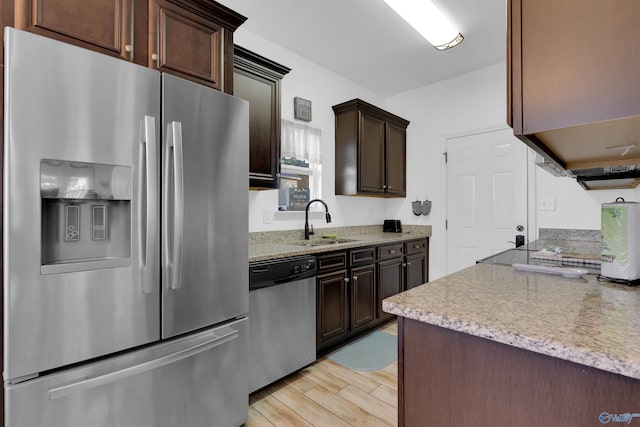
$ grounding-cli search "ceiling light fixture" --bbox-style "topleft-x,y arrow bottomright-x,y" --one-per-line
383,0 -> 464,51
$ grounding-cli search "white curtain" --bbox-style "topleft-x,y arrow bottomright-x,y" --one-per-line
281,119 -> 323,198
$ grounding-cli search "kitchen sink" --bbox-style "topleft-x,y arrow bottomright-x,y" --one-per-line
290,238 -> 359,247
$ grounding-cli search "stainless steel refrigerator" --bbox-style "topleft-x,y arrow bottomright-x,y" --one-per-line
3,28 -> 249,427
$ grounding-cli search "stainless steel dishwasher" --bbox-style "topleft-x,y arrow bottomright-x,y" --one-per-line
248,255 -> 317,393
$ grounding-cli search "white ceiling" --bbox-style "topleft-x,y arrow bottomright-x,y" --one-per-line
218,0 -> 507,97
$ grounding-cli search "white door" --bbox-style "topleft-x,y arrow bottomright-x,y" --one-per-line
445,128 -> 529,274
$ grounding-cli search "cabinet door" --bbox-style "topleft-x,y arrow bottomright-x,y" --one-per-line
317,270 -> 349,345
14,0 -> 133,60
350,265 -> 376,330
234,67 -> 281,189
234,47 -> 289,189
377,258 -> 404,320
405,253 -> 427,290
149,0 -> 225,91
514,0 -> 640,135
358,112 -> 386,194
385,122 -> 407,197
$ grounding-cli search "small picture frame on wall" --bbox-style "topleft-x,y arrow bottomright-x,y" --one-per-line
294,97 -> 312,122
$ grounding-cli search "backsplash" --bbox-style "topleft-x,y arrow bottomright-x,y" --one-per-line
539,228 -> 600,242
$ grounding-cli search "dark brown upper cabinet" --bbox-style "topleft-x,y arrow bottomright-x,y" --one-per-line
13,0 -> 135,61
233,46 -> 291,189
11,0 -> 246,93
148,0 -> 245,92
333,99 -> 409,197
508,0 -> 640,171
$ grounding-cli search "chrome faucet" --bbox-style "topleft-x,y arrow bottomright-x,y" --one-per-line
305,199 -> 331,239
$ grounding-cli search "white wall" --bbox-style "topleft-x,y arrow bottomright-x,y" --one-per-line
534,168 -> 640,231
236,29 -> 391,233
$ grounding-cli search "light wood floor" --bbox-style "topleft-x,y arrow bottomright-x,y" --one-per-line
247,321 -> 398,427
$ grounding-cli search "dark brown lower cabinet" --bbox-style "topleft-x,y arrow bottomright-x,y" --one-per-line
350,264 -> 376,330
316,239 -> 429,353
377,257 -> 404,321
399,317 -> 640,427
317,248 -> 377,352
405,252 -> 427,290
316,270 -> 348,344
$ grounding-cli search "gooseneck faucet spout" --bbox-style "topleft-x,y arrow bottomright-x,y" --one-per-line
305,199 -> 331,239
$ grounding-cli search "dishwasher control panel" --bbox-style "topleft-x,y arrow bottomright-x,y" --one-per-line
249,256 -> 317,291
290,259 -> 315,276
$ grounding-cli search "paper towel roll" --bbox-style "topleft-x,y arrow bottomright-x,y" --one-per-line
601,200 -> 640,281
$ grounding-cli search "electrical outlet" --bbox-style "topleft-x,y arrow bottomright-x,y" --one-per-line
263,210 -> 274,224
540,197 -> 556,211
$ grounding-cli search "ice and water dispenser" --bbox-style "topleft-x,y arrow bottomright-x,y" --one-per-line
40,159 -> 132,274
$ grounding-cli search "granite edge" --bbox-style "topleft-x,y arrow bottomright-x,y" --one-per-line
382,300 -> 640,380
249,225 -> 432,263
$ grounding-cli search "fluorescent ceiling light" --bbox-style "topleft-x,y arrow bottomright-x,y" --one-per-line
384,0 -> 464,50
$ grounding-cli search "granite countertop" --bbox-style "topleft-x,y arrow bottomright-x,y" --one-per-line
249,225 -> 432,263
383,262 -> 640,380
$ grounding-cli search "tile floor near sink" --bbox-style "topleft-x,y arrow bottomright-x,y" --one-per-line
247,321 -> 398,427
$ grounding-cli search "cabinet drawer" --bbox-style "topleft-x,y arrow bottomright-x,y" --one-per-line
350,247 -> 376,266
404,239 -> 427,255
377,243 -> 403,260
317,252 -> 348,273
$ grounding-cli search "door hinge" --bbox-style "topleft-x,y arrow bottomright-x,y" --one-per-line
445,219 -> 448,230
443,152 -> 448,163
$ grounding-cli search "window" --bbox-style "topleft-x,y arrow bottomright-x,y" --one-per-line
278,119 -> 322,211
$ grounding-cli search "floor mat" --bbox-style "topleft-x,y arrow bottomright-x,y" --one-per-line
327,330 -> 397,371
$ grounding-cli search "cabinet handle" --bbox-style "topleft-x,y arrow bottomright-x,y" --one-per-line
389,250 -> 395,254
388,185 -> 392,189
276,173 -> 281,178
407,262 -> 412,266
402,262 -> 407,267
414,244 -> 421,249
125,44 -> 133,53
382,185 -> 387,189
353,275 -> 358,281
344,278 -> 349,283
151,53 -> 159,62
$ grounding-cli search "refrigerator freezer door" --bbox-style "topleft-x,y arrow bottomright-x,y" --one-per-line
3,28 -> 161,379
161,74 -> 249,338
5,318 -> 249,427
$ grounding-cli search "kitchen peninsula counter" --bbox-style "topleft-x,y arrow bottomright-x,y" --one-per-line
249,225 -> 431,262
383,263 -> 640,426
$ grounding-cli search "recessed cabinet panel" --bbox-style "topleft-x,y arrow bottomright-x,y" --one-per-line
14,0 -> 132,59
150,0 -> 223,90
350,265 -> 376,330
317,270 -> 349,344
359,113 -> 386,194
377,257 -> 404,320
386,122 -> 407,197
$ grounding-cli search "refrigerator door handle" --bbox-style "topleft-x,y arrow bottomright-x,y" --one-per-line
139,115 -> 158,295
163,121 -> 185,290
48,326 -> 239,401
